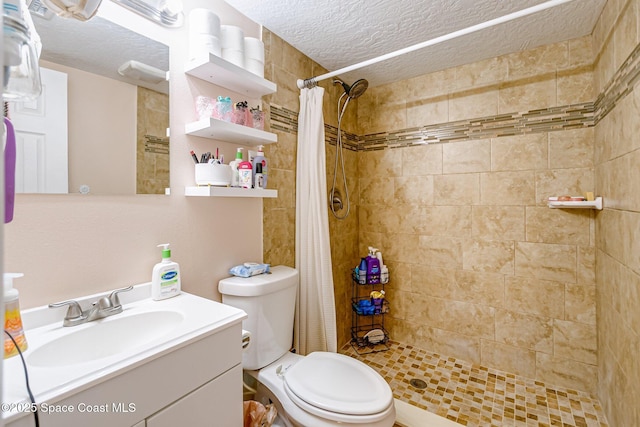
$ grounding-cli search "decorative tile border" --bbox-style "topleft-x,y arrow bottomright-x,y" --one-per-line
269,38 -> 640,151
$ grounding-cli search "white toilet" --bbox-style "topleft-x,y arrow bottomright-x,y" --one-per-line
219,265 -> 396,427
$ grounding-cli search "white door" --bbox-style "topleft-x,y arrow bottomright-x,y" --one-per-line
9,67 -> 68,193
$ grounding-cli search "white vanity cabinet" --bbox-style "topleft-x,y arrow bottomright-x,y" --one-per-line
5,290 -> 246,427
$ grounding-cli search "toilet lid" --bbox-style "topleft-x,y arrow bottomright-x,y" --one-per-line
283,352 -> 392,416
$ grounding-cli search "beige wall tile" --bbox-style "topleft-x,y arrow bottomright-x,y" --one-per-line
442,300 -> 496,339
536,353 -> 597,394
613,0 -> 637,70
596,209 -> 640,276
443,139 -> 491,174
418,235 -> 463,269
402,143 -> 443,176
567,36 -> 594,69
359,176 -> 395,206
535,168 -> 595,205
422,206 -> 472,237
405,68 -> 457,101
506,41 -> 569,80
394,175 -> 434,206
433,173 -> 480,205
515,242 -> 577,283
480,171 -> 536,205
553,319 -> 597,365
481,340 -> 536,378
505,276 -> 565,319
557,68 -> 595,105
565,283 -> 596,325
462,239 -> 514,275
406,97 -> 448,128
499,78 -> 557,114
491,133 -> 548,172
419,325 -> 482,364
495,309 -> 554,353
548,127 -> 595,169
359,146 -> 403,180
448,89 -> 499,122
454,57 -> 508,90
577,246 -> 596,285
472,206 -> 525,241
525,207 -> 591,245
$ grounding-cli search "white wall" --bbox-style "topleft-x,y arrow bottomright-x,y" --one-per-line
3,0 -> 266,308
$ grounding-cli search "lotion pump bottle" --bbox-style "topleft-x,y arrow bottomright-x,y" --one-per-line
152,243 -> 181,301
4,273 -> 28,359
229,147 -> 244,187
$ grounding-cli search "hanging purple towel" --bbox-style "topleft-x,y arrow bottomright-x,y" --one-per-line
4,117 -> 16,223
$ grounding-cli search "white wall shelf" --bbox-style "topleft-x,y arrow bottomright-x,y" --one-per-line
185,53 -> 277,98
185,118 -> 277,146
185,186 -> 277,198
548,197 -> 603,210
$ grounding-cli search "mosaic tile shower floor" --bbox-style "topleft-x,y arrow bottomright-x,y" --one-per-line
340,341 -> 608,427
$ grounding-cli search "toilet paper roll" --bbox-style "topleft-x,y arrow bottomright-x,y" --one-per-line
189,34 -> 221,59
242,330 -> 251,351
222,48 -> 244,68
244,58 -> 264,78
220,25 -> 245,50
188,8 -> 221,37
244,37 -> 264,62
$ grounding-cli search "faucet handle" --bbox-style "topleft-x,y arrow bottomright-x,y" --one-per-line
108,286 -> 133,307
49,300 -> 84,320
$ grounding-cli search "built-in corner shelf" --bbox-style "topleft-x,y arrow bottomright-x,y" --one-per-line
185,118 -> 277,146
548,197 -> 603,210
185,186 -> 277,198
185,53 -> 277,98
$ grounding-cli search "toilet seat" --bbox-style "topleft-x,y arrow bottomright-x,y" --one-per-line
283,352 -> 394,423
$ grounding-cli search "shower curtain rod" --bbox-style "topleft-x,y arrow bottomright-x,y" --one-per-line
297,0 -> 575,90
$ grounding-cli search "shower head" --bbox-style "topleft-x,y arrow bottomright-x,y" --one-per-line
333,78 -> 369,99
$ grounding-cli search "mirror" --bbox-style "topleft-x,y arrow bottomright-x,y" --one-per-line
7,12 -> 170,195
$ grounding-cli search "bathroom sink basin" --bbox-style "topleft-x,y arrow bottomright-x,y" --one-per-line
2,283 -> 247,424
28,310 -> 184,367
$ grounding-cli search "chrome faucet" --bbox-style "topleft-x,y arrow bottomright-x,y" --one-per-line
49,286 -> 134,327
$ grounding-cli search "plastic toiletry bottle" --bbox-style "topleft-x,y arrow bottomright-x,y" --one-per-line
254,163 -> 265,189
252,145 -> 267,189
238,160 -> 253,188
229,147 -> 244,187
358,258 -> 368,284
366,246 -> 381,284
376,250 -> 389,284
152,243 -> 181,300
4,273 -> 28,359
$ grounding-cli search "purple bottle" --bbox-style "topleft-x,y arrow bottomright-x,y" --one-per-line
366,247 -> 380,284
4,117 -> 16,223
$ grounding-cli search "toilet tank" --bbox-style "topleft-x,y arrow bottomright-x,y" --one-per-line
218,265 -> 298,370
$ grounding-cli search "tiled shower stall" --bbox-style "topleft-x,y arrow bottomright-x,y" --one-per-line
261,1 -> 640,426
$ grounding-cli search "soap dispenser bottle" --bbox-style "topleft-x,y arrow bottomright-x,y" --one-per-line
4,273 -> 28,359
229,147 -> 244,187
152,244 -> 181,301
366,247 -> 381,284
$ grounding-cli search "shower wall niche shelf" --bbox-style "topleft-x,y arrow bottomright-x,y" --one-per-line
185,52 -> 277,98
185,117 -> 277,146
548,196 -> 603,210
185,186 -> 277,198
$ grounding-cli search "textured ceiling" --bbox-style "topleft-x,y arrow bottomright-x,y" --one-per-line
32,13 -> 169,93
225,0 -> 606,88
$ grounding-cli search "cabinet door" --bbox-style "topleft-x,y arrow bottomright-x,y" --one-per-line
146,364 -> 242,427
